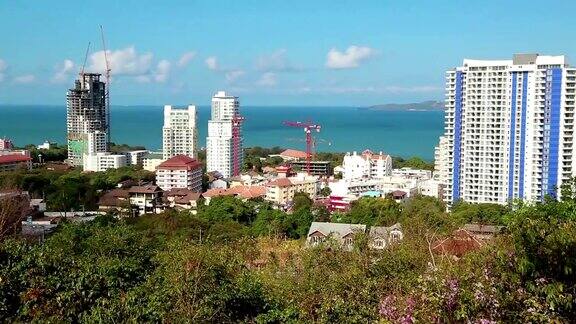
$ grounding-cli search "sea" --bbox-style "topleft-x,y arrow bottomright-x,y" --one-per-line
0,105 -> 445,160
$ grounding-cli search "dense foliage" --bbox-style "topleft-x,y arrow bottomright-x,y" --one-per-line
0,166 -> 155,211
1,192 -> 575,322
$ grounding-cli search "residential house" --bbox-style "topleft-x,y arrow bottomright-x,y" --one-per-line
163,188 -> 202,214
98,189 -> 131,214
463,224 -> 504,242
128,184 -> 163,215
369,223 -> 403,249
306,222 -> 367,251
432,229 -> 484,259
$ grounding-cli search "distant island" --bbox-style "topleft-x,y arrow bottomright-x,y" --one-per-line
362,100 -> 444,111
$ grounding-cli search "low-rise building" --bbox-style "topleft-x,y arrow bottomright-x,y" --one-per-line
156,155 -> 203,192
342,150 -> 392,181
290,160 -> 333,176
142,152 -> 164,172
369,223 -> 403,249
128,184 -> 163,215
0,151 -> 32,173
124,150 -> 148,166
265,175 -> 319,206
202,185 -> 267,204
83,152 -> 127,172
163,188 -> 202,213
0,138 -> 14,150
98,189 -> 131,214
391,167 -> 432,180
306,222 -> 366,251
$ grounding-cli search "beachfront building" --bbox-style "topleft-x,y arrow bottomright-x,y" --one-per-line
206,91 -> 243,178
83,152 -> 127,172
342,150 -> 392,181
162,105 -> 198,160
155,155 -> 203,192
66,73 -> 108,167
435,54 -> 576,204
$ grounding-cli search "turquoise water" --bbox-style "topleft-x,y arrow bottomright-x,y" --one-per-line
0,105 -> 444,160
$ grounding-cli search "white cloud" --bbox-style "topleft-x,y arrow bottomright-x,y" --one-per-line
87,46 -> 153,76
13,74 -> 36,84
154,59 -> 171,83
177,52 -> 196,67
256,49 -> 301,72
256,72 -> 277,86
0,59 -> 6,82
325,45 -> 377,69
51,59 -> 76,83
225,70 -> 245,83
205,56 -> 218,70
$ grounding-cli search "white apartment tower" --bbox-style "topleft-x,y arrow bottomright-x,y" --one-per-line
206,91 -> 243,178
162,105 -> 198,160
435,54 -> 576,205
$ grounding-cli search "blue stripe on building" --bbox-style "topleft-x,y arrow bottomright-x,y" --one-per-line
508,72 -> 518,200
518,72 -> 528,199
452,71 -> 463,202
546,68 -> 562,198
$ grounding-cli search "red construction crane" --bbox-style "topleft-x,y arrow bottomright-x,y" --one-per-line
283,121 -> 321,174
232,114 -> 245,177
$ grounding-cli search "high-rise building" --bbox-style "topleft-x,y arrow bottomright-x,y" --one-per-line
66,73 -> 108,166
206,91 -> 243,178
435,54 -> 576,205
162,105 -> 198,160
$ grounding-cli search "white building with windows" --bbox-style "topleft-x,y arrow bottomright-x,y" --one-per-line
83,152 -> 127,172
206,91 -> 243,178
342,150 -> 392,181
435,54 -> 576,205
156,155 -> 203,192
163,105 -> 198,160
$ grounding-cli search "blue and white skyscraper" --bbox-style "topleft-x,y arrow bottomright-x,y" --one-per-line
435,54 -> 576,204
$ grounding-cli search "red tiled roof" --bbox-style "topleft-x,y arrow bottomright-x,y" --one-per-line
229,185 -> 267,199
0,154 -> 31,164
158,155 -> 202,171
391,190 -> 407,198
128,184 -> 162,194
280,149 -> 308,159
266,178 -> 293,188
203,188 -> 233,198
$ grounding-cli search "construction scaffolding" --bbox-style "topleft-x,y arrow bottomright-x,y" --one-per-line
66,73 -> 108,166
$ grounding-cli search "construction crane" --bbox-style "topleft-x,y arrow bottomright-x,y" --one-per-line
283,120 -> 321,174
232,114 -> 245,177
100,25 -> 112,149
80,42 -> 91,79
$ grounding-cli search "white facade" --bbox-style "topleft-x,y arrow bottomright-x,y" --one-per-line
206,91 -> 243,178
83,152 -> 127,172
142,153 -> 164,172
342,150 -> 392,181
435,54 -> 576,204
163,105 -> 198,160
156,168 -> 202,192
124,150 -> 148,166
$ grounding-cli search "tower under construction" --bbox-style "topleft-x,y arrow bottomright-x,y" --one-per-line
66,73 -> 108,166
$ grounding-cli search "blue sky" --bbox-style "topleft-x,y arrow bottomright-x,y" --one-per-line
1,0 -> 575,106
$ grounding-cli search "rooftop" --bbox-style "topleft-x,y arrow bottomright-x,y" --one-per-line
157,155 -> 202,170
280,149 -> 308,160
0,154 -> 31,164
